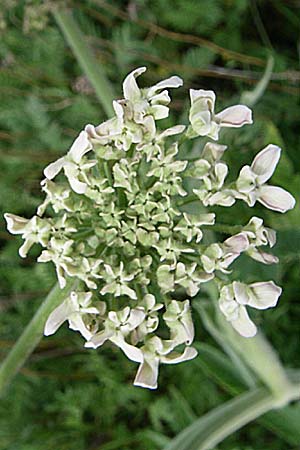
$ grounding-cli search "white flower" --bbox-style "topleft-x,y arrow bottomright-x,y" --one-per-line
131,294 -> 163,344
201,233 -> 249,274
44,131 -> 96,194
175,262 -> 213,296
44,291 -> 105,340
219,281 -> 282,337
85,306 -> 146,363
243,216 -> 278,265
37,179 -> 73,216
37,238 -> 74,288
4,213 -> 51,257
192,143 -> 236,207
236,144 -> 296,212
174,213 -> 215,243
122,67 -> 183,127
189,89 -> 252,140
100,262 -> 137,299
133,336 -> 197,390
163,299 -> 194,345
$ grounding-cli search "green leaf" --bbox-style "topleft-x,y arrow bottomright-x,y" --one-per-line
260,404 -> 300,446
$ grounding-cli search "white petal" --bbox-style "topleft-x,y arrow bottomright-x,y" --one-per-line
110,335 -> 143,363
151,104 -> 169,120
68,131 -> 92,164
19,237 -> 35,258
157,125 -> 186,140
85,330 -> 113,348
128,308 -> 146,329
258,185 -> 296,212
123,67 -> 146,101
215,162 -> 228,188
251,145 -> 281,184
230,305 -> 257,337
147,76 -> 183,98
160,346 -> 198,364
150,90 -> 171,105
44,298 -> 74,336
216,105 -> 252,128
202,142 -> 227,161
248,281 -> 282,309
68,314 -> 92,340
189,89 -> 216,108
4,213 -> 29,234
232,281 -> 249,306
207,191 -> 236,207
67,175 -> 87,194
84,124 -> 97,139
44,157 -> 65,180
112,100 -> 124,119
134,357 -> 160,390
224,233 -> 249,253
248,248 -> 279,265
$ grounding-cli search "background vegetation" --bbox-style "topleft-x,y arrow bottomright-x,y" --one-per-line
0,1 -> 299,449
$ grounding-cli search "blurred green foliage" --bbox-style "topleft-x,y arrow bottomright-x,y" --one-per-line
0,1 -> 299,449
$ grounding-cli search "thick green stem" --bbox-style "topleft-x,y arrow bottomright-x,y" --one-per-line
53,8 -> 115,117
0,280 -> 74,395
165,383 -> 300,450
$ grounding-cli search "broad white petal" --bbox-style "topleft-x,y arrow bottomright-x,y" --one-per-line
157,125 -> 186,140
232,281 -> 249,305
4,213 -> 29,234
147,76 -> 183,98
160,346 -> 198,364
68,314 -> 93,340
216,105 -> 252,128
128,308 -> 146,329
189,89 -> 216,108
133,357 -> 159,390
67,175 -> 87,194
224,233 -> 249,253
215,162 -> 228,188
258,185 -> 296,212
44,157 -> 65,180
85,329 -> 113,348
68,130 -> 92,163
231,305 -> 257,337
248,248 -> 279,265
150,90 -> 170,105
44,298 -> 74,336
110,335 -> 143,363
248,281 -> 282,309
151,104 -> 169,120
202,142 -> 227,161
112,100 -> 124,119
251,145 -> 281,184
123,67 -> 146,101
19,237 -> 35,258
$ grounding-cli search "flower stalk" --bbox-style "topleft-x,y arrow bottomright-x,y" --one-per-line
0,279 -> 74,395
53,8 -> 115,117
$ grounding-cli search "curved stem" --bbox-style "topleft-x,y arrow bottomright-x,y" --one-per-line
194,386 -> 299,450
0,279 -> 74,396
53,8 -> 115,117
165,383 -> 300,450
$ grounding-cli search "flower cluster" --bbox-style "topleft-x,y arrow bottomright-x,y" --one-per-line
5,67 -> 295,389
